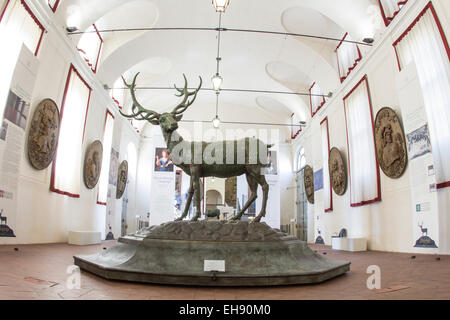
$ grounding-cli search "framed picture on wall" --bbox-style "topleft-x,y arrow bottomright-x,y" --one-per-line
154,147 -> 174,172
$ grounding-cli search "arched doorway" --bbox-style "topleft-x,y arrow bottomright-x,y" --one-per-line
206,189 -> 222,211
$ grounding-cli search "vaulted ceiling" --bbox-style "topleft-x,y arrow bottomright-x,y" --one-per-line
56,0 -> 383,133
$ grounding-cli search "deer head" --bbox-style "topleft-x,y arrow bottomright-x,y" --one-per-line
120,73 -> 202,133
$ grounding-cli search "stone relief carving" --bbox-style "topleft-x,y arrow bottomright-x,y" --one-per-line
328,147 -> 347,196
116,160 -> 128,199
83,140 -> 103,189
304,165 -> 314,204
27,99 -> 60,170
374,107 -> 407,179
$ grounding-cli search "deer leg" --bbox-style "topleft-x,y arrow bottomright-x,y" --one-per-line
191,177 -> 202,221
175,179 -> 194,221
232,174 -> 258,221
253,173 -> 269,223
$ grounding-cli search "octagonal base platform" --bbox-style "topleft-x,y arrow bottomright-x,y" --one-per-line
74,221 -> 350,286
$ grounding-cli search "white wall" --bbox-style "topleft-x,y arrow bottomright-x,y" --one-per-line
0,1 -> 140,244
291,0 -> 450,254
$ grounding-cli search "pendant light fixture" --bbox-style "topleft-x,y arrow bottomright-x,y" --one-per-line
211,3 -> 229,129
211,12 -> 224,92
212,92 -> 221,129
212,0 -> 230,13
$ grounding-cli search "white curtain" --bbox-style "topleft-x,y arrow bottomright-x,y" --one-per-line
77,25 -> 103,72
336,34 -> 361,81
321,119 -> 332,212
380,0 -> 407,20
97,111 -> 115,204
395,8 -> 450,188
310,82 -> 325,116
52,67 -> 91,197
0,0 -> 44,55
344,78 -> 380,206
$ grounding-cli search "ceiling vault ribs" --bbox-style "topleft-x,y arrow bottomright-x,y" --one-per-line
68,27 -> 373,47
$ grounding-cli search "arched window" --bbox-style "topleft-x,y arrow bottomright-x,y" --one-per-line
297,147 -> 306,171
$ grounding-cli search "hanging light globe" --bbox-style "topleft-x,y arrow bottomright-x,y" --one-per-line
211,73 -> 223,91
212,0 -> 230,13
212,116 -> 221,129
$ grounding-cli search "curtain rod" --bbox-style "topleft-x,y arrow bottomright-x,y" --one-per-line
112,86 -> 331,98
68,27 -> 372,46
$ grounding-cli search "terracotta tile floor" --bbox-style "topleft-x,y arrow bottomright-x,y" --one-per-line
0,242 -> 449,300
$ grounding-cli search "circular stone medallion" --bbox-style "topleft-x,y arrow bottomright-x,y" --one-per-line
304,165 -> 314,204
374,107 -> 407,179
116,160 -> 128,199
27,99 -> 60,170
328,147 -> 347,196
83,140 -> 103,189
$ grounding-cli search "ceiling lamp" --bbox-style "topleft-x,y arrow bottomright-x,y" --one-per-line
211,73 -> 223,91
212,0 -> 230,13
212,92 -> 221,129
212,116 -> 221,129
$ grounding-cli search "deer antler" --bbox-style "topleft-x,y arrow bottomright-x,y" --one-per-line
119,73 -> 161,123
171,74 -> 203,115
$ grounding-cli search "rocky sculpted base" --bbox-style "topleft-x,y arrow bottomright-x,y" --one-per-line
74,221 -> 350,286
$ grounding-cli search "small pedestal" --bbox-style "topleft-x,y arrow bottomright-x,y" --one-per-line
69,231 -> 101,245
332,237 -> 367,252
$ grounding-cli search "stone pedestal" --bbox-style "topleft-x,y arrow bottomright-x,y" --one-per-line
74,221 -> 350,286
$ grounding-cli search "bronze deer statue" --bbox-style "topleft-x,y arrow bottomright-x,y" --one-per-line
120,73 -> 273,223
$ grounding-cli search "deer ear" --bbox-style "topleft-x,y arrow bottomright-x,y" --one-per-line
149,119 -> 160,125
174,114 -> 183,122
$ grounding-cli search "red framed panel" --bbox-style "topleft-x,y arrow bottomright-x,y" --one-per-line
378,0 -> 408,27
1,0 -> 46,56
393,1 -> 450,72
97,109 -> 115,206
77,24 -> 104,73
290,113 -> 301,140
336,33 -> 363,83
309,82 -> 326,118
343,75 -> 381,207
392,1 -> 450,190
50,64 -> 92,198
320,117 -> 333,213
48,0 -> 61,12
111,75 -> 125,110
0,0 -> 11,23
